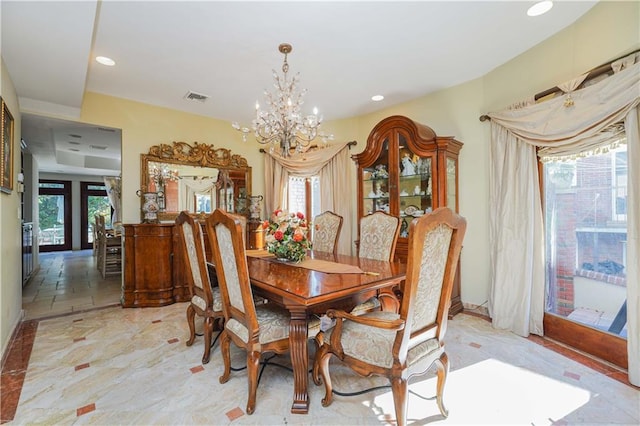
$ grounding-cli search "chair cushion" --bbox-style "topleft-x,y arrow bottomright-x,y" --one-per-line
350,296 -> 381,316
225,303 -> 290,344
327,310 -> 442,369
306,316 -> 322,338
407,337 -> 442,368
326,311 -> 400,368
191,287 -> 222,312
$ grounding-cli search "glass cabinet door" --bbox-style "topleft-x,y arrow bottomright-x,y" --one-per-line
361,138 -> 390,215
398,134 -> 433,237
446,157 -> 457,210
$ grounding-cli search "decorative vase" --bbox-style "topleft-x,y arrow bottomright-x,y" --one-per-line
249,195 -> 264,220
136,190 -> 161,223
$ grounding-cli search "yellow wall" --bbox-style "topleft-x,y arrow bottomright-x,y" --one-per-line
80,93 -> 265,224
1,57 -> 24,355
2,0 -> 638,358
347,1 -> 639,306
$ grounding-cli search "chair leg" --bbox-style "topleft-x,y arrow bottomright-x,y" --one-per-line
318,348 -> 334,407
391,376 -> 409,426
202,316 -> 213,364
219,331 -> 231,384
435,352 -> 449,418
186,304 -> 196,347
312,331 -> 325,386
246,350 -> 261,415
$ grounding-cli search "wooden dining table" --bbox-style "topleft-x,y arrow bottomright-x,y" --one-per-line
246,250 -> 407,414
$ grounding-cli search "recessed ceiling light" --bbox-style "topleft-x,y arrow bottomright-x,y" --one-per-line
527,0 -> 553,17
371,95 -> 384,102
96,56 -> 116,66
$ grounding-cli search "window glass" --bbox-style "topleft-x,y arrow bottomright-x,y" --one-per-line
544,143 -> 627,338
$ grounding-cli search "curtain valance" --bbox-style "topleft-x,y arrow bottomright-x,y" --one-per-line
487,58 -> 639,159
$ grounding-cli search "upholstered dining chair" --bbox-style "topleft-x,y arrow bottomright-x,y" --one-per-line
312,211 -> 401,379
175,211 -> 224,365
312,210 -> 343,255
314,207 -> 466,426
358,211 -> 400,261
204,209 -> 294,415
350,211 -> 401,315
96,214 -> 122,278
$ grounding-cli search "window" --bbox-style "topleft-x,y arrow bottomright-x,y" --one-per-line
543,142 -> 628,338
288,175 -> 321,235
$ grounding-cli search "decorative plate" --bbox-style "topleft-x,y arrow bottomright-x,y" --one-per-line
404,205 -> 419,216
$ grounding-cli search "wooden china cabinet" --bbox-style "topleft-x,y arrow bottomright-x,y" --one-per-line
353,115 -> 464,316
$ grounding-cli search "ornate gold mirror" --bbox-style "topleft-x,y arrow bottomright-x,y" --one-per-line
140,141 -> 252,221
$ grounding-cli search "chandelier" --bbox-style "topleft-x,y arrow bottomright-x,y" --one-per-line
233,43 -> 328,157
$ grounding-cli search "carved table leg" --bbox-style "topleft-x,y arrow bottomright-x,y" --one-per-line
288,306 -> 310,414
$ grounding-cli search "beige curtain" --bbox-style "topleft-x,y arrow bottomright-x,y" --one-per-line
103,176 -> 121,224
487,56 -> 640,385
179,177 -> 217,213
264,142 -> 354,254
318,146 -> 352,255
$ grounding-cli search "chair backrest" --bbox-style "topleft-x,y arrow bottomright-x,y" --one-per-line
396,207 -> 466,354
313,211 -> 343,255
358,211 -> 400,261
205,209 -> 259,341
175,211 -> 215,308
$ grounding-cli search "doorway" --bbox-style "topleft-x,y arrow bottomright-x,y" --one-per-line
38,179 -> 72,252
81,181 -> 112,250
542,142 -> 628,368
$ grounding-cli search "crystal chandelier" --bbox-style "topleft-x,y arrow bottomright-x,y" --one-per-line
233,43 -> 327,157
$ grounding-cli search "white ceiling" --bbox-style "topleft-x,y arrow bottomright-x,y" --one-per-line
1,0 -> 598,176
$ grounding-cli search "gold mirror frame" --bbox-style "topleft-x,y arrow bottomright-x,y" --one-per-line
141,141 -> 252,221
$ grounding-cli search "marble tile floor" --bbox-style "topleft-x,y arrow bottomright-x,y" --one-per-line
21,250 -> 122,321
2,303 -> 638,425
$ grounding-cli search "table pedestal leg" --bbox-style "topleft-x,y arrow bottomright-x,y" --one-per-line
288,306 -> 309,414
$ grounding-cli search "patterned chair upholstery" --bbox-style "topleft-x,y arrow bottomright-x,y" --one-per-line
206,209 -> 316,415
313,211 -> 343,255
358,211 -> 400,261
314,207 -> 467,426
175,212 -> 224,365
352,211 -> 401,314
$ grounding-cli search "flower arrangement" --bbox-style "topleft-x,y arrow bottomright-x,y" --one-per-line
262,209 -> 311,262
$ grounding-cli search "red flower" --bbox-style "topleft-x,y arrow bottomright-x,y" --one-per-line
293,232 -> 303,242
274,209 -> 282,217
274,230 -> 284,241
261,220 -> 270,229
296,212 -> 305,219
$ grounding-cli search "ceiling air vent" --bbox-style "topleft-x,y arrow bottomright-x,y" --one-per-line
90,145 -> 108,150
184,91 -> 210,103
68,141 -> 81,145
69,133 -> 82,138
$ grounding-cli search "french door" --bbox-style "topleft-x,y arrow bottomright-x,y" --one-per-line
38,180 -> 71,252
80,181 -> 112,250
542,142 -> 628,368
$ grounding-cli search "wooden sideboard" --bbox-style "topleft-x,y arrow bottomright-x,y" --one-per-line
123,223 -> 179,307
123,220 -> 263,308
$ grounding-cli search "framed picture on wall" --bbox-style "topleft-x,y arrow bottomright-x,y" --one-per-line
1,96 -> 14,194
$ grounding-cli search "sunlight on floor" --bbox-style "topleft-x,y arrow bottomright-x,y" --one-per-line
367,358 -> 592,425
